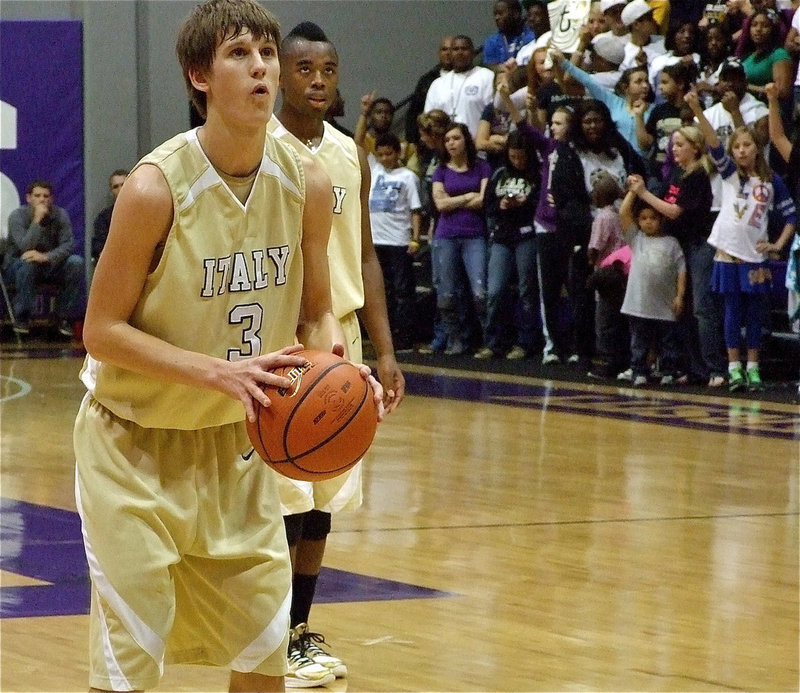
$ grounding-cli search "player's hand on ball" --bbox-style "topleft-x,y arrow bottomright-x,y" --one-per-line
221,343 -> 310,423
330,344 -> 385,421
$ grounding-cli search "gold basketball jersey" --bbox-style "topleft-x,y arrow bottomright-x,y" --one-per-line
84,128 -> 307,429
268,117 -> 364,319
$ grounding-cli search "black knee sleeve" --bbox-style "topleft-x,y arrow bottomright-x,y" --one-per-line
302,509 -> 331,541
284,512 -> 305,547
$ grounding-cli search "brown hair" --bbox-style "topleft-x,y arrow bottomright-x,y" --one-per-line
727,126 -> 771,182
417,109 -> 452,140
175,0 -> 281,119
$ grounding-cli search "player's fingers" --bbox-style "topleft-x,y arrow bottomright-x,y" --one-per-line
367,375 -> 385,421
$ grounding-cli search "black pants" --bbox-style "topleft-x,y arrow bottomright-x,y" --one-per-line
375,244 -> 416,349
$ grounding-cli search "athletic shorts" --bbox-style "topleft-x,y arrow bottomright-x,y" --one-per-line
74,395 -> 291,691
276,311 -> 364,515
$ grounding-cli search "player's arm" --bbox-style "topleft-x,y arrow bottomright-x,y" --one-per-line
356,145 -> 405,412
297,154 -> 385,418
295,155 -> 346,353
83,163 -> 308,423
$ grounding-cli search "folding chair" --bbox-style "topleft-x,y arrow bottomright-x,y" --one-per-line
0,271 -> 23,345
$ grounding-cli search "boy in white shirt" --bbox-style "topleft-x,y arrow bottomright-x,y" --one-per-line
368,132 -> 424,352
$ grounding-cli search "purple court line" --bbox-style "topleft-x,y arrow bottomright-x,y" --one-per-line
404,371 -> 800,440
0,498 -> 453,619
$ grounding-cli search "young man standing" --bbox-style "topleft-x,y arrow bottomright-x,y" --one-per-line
424,35 -> 495,137
268,21 -> 404,688
73,2 -> 380,691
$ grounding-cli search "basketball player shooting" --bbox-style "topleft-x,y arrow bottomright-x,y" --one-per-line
73,1 -> 381,691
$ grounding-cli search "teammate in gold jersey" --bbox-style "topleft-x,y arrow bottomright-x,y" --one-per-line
73,2 -> 381,691
268,21 -> 405,687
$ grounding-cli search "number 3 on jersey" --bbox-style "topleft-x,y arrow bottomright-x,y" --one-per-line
227,303 -> 263,361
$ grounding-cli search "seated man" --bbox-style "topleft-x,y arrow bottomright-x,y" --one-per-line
91,168 -> 128,263
2,179 -> 84,336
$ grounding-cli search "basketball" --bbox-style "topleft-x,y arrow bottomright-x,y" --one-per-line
246,349 -> 379,481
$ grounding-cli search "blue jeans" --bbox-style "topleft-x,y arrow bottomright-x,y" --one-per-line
3,254 -> 84,322
629,316 -> 680,378
435,235 -> 487,346
686,240 -> 726,377
485,235 -> 541,353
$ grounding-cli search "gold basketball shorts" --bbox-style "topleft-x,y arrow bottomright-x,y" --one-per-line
74,395 -> 291,690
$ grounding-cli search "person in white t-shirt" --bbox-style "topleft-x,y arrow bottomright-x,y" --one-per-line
368,132 -> 424,352
424,35 -> 495,137
698,58 -> 769,211
618,0 -> 667,72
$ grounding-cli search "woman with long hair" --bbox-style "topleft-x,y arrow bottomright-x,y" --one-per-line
477,128 -> 541,360
554,48 -> 654,157
431,122 -> 492,355
550,99 -> 646,371
740,8 -> 793,104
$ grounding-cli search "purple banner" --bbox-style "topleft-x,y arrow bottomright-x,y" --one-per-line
0,20 -> 85,251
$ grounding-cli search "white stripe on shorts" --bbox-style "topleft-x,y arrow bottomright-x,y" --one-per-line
75,472 -> 166,680
229,588 -> 292,672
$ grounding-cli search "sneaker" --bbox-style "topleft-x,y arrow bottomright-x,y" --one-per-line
617,368 -> 633,382
632,375 -> 648,387
707,375 -> 725,388
542,352 -> 560,365
286,626 -> 336,688
567,353 -> 580,364
57,320 -> 74,338
746,365 -> 764,392
293,623 -> 347,679
474,346 -> 494,360
444,340 -> 467,356
12,321 -> 30,335
506,345 -> 526,360
728,366 -> 746,392
659,375 -> 674,386
418,335 -> 446,355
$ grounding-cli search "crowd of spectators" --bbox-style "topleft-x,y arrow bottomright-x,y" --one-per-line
363,0 -> 800,396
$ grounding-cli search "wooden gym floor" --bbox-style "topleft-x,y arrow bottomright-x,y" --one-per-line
1,338 -> 798,692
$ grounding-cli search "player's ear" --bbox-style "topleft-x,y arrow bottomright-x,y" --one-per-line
189,66 -> 210,95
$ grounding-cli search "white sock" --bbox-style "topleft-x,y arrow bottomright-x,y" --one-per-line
746,361 -> 758,371
728,361 -> 742,374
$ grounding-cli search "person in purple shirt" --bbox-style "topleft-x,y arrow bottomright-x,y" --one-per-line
432,122 -> 493,355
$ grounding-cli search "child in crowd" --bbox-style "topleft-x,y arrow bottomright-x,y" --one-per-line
355,92 -> 416,166
588,171 -> 624,268
686,89 -> 797,391
368,132 -> 424,352
588,172 -> 627,378
619,184 -> 687,387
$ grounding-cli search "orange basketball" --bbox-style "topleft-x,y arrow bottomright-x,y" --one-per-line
246,349 -> 379,481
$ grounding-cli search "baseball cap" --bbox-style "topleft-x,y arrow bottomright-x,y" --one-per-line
600,0 -> 626,12
621,0 -> 654,25
719,57 -> 746,77
591,32 -> 626,66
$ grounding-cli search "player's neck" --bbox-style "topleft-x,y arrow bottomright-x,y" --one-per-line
277,104 -> 325,148
196,121 -> 265,177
